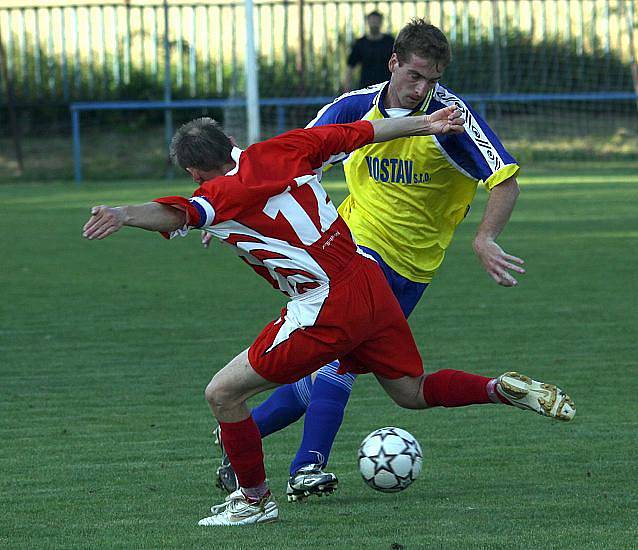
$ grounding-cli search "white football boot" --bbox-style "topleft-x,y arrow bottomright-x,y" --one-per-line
496,371 -> 576,421
198,489 -> 279,526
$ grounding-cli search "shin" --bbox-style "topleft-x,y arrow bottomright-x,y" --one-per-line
205,349 -> 277,493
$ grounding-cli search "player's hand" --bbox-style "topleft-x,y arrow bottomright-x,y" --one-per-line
424,106 -> 465,135
473,238 -> 525,287
82,205 -> 126,240
201,231 -> 213,249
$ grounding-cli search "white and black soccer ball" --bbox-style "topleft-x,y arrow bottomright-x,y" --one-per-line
358,427 -> 423,493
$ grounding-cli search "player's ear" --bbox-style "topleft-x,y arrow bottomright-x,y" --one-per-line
388,53 -> 399,73
229,135 -> 239,147
185,167 -> 198,182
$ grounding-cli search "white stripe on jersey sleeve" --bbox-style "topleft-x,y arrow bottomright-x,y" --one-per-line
190,196 -> 215,228
433,84 -> 505,175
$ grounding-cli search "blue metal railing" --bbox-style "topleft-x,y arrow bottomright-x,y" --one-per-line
70,92 -> 638,183
70,96 -> 340,182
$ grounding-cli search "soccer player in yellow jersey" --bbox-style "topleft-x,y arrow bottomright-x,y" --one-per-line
213,19 -> 575,501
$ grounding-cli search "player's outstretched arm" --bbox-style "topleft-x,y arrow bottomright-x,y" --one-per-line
82,203 -> 186,240
370,105 -> 464,143
472,177 -> 525,287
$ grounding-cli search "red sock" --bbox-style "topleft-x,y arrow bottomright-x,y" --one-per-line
219,416 -> 266,489
423,369 -> 499,407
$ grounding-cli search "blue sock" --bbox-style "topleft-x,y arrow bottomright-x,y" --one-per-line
290,362 -> 355,475
251,376 -> 311,438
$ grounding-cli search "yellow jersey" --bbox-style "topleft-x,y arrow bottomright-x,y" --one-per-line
307,82 -> 519,283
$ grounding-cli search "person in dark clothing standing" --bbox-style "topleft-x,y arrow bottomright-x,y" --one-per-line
344,11 -> 395,91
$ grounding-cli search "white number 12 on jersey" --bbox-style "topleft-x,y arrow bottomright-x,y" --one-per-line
263,174 -> 338,245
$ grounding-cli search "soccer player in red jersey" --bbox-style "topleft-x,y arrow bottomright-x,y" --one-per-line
209,20 -> 578,503
83,108 -> 574,526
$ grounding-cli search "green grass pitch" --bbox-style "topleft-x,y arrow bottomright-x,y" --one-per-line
1,165 -> 637,548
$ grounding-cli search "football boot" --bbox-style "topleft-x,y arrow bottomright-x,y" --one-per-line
199,489 -> 278,526
286,464 -> 338,502
496,371 -> 576,421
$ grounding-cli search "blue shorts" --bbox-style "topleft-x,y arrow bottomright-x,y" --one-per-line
359,245 -> 428,319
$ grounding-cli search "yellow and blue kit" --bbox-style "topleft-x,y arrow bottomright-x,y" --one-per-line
307,82 -> 520,283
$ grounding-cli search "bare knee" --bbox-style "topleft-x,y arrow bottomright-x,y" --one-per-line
205,376 -> 242,415
204,349 -> 277,419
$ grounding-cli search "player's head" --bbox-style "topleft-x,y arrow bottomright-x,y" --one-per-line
387,19 -> 451,109
366,11 -> 384,35
170,117 -> 234,184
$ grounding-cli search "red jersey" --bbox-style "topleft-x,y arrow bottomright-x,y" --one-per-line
154,121 -> 375,298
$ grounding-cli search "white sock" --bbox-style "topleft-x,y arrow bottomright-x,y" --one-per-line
486,378 -> 502,404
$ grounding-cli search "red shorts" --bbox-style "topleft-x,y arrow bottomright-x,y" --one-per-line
248,254 -> 424,384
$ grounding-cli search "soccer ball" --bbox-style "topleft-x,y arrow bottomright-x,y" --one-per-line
358,427 -> 423,493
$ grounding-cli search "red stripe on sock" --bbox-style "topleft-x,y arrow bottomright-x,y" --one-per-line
219,416 -> 266,489
423,369 -> 493,407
